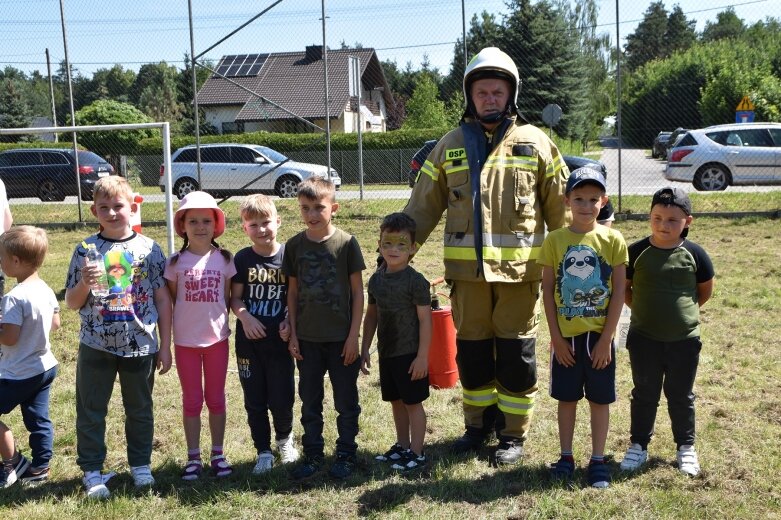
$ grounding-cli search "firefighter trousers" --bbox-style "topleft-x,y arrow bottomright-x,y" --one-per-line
451,279 -> 540,441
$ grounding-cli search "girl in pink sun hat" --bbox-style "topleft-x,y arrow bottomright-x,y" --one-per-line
164,191 -> 237,480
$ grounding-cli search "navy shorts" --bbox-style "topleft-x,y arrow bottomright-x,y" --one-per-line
549,331 -> 616,404
379,352 -> 430,405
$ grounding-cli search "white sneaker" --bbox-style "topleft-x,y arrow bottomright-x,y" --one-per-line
276,436 -> 300,464
252,451 -> 275,475
620,443 -> 648,471
130,465 -> 155,487
83,470 -> 115,499
676,445 -> 700,476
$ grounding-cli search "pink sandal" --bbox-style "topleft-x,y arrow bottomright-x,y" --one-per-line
181,459 -> 202,481
210,454 -> 233,478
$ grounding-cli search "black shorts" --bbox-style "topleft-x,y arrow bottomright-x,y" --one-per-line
549,331 -> 616,404
379,352 -> 430,405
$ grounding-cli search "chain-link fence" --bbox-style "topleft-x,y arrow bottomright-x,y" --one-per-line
1,0 -> 780,226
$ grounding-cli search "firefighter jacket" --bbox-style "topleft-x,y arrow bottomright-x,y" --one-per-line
403,116 -> 570,283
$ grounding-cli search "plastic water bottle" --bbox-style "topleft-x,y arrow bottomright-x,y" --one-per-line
85,244 -> 109,297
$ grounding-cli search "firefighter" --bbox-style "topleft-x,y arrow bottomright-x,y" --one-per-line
403,47 -> 569,464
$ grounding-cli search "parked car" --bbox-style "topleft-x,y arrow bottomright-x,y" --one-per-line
652,131 -> 672,159
0,148 -> 115,201
406,140 -> 438,187
160,143 -> 341,199
664,122 -> 781,191
665,127 -> 690,159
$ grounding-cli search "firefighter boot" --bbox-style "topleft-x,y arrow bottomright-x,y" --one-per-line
495,438 -> 524,465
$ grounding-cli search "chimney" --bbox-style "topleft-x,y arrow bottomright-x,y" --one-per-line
305,45 -> 323,61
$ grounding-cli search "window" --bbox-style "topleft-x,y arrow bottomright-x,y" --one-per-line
200,147 -> 231,163
9,152 -> 41,166
736,129 -> 773,147
174,149 -> 197,162
230,147 -> 257,164
41,152 -> 70,165
767,128 -> 781,146
221,121 -> 244,134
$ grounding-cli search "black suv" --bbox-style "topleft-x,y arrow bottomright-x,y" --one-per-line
0,148 -> 114,201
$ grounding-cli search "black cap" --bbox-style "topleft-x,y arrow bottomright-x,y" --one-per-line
566,167 -> 607,194
651,187 -> 691,215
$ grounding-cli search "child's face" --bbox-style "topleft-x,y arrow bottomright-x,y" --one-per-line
91,193 -> 134,239
565,184 -> 607,229
182,208 -> 216,244
298,195 -> 338,237
0,249 -> 20,278
378,229 -> 415,272
242,212 -> 280,249
650,204 -> 692,247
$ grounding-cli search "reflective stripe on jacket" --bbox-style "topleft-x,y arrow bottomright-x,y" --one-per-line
404,116 -> 570,283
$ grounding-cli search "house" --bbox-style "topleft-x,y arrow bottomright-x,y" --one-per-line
196,46 -> 392,135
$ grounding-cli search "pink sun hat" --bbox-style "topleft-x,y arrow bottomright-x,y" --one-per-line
173,191 -> 226,238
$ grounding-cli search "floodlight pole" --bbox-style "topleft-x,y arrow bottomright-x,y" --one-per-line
322,0 -> 331,171
45,49 -> 58,143
188,0 -> 202,186
615,0 -> 623,213
59,0 -> 83,221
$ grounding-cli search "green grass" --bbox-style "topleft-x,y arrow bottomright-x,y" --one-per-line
1,206 -> 780,519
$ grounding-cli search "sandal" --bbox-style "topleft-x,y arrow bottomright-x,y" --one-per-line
549,456 -> 575,481
587,461 -> 611,489
181,459 -> 202,481
210,454 -> 233,478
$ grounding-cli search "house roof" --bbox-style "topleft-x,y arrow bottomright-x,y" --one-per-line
197,48 -> 391,122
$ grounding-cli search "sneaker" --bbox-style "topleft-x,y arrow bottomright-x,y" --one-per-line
291,455 -> 323,480
495,440 -> 523,465
549,456 -> 576,481
620,443 -> 648,471
83,470 -> 115,499
375,443 -> 406,463
328,452 -> 356,479
451,432 -> 487,454
180,459 -> 203,481
252,451 -> 275,475
1,453 -> 30,488
391,449 -> 427,471
130,465 -> 155,487
210,454 -> 233,478
587,461 -> 611,489
276,436 -> 300,464
676,445 -> 700,477
19,466 -> 50,486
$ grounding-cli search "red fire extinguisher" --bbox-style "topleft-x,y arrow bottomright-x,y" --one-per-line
427,277 -> 459,389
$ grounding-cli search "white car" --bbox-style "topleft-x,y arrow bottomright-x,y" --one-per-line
160,143 -> 341,199
664,122 -> 781,191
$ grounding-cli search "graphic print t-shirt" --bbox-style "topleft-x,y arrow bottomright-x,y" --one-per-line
538,226 -> 628,337
232,245 -> 287,344
65,233 -> 166,357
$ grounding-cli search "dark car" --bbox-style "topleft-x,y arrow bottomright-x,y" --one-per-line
665,127 -> 690,159
652,131 -> 672,158
0,148 -> 115,201
406,140 -> 438,187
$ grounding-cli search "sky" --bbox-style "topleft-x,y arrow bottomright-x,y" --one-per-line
0,0 -> 778,78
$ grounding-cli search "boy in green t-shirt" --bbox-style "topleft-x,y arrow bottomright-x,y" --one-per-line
537,167 -> 627,489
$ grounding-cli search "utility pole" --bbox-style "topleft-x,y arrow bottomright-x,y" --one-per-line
59,0 -> 83,220
45,48 -> 58,143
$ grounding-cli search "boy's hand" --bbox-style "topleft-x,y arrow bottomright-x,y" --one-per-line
360,350 -> 371,375
240,315 -> 267,340
408,355 -> 428,381
156,347 -> 172,374
341,334 -> 359,365
279,320 -> 290,342
551,336 -> 576,367
289,336 -> 303,360
591,338 -> 613,369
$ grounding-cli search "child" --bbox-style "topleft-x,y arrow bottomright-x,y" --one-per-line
619,187 -> 714,477
537,167 -> 627,489
65,176 -> 172,499
284,177 -> 365,480
230,194 -> 299,475
360,212 -> 432,471
165,191 -> 236,480
0,226 -> 59,487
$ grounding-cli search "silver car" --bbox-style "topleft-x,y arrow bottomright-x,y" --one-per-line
160,143 -> 341,199
664,123 -> 781,191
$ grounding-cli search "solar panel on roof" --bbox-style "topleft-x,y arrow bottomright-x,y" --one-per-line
216,53 -> 269,77
226,54 -> 248,76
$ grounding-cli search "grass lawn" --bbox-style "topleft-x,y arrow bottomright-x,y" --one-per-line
1,200 -> 780,519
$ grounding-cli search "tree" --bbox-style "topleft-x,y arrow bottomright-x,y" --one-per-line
402,75 -> 448,129
72,100 -> 154,156
701,7 -> 746,42
0,79 -> 32,142
178,53 -> 216,136
444,11 -> 503,100
664,5 -> 697,56
624,1 -> 669,70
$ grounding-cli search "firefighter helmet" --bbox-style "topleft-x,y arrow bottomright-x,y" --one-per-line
463,47 -> 521,123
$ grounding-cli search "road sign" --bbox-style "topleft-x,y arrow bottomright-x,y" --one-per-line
736,96 -> 755,111
542,103 -> 562,126
736,111 -> 755,123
